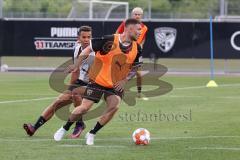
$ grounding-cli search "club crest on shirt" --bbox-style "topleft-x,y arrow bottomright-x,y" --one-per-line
86,89 -> 93,96
154,27 -> 177,53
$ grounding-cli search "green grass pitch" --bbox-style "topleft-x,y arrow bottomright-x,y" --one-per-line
0,72 -> 240,160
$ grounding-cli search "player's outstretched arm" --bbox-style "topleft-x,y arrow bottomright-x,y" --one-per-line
75,46 -> 91,68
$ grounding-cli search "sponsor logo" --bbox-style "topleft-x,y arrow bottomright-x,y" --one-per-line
34,40 -> 75,50
231,31 -> 240,51
51,27 -> 78,37
154,27 -> 177,53
87,89 -> 93,96
34,27 -> 78,50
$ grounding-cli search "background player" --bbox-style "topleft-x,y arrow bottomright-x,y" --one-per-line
23,26 -> 94,138
116,7 -> 148,99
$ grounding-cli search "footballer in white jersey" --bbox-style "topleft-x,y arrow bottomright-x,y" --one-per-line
23,26 -> 93,139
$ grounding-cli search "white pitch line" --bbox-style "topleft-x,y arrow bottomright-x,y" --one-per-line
0,138 -> 55,142
0,83 -> 240,105
158,135 -> 240,140
175,83 -> 240,90
0,97 -> 56,104
175,86 -> 207,90
58,144 -> 126,148
188,147 -> 240,151
0,94 -> 56,96
1,135 -> 240,142
165,95 -> 240,99
0,94 -> 238,105
166,95 -> 203,98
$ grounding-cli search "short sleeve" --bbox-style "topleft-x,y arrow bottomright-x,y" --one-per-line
116,21 -> 125,34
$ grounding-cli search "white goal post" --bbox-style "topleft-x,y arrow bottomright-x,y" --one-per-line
68,0 -> 129,20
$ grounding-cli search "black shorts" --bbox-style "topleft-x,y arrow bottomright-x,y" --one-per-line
68,79 -> 88,91
82,82 -> 124,103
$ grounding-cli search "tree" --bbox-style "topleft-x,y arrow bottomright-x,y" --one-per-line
2,0 -> 223,18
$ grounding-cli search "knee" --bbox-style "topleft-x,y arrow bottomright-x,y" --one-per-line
100,106 -> 119,122
74,105 -> 91,115
112,105 -> 119,112
136,71 -> 141,77
82,105 -> 92,113
52,99 -> 64,109
72,93 -> 81,101
107,105 -> 119,115
52,95 -> 70,109
72,89 -> 78,96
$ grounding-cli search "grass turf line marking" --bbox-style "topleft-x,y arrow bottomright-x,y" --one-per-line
0,97 -> 56,104
0,83 -> 240,104
58,144 -> 126,148
1,136 -> 240,142
175,83 -> 240,90
188,147 -> 240,151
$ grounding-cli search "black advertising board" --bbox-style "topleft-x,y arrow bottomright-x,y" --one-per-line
1,20 -> 240,59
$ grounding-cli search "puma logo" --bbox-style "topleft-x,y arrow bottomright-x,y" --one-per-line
115,61 -> 125,70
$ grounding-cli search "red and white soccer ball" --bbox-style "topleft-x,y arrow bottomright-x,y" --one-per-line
132,128 -> 150,145
0,64 -> 8,72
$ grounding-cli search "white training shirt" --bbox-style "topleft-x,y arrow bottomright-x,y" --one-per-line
73,42 -> 95,83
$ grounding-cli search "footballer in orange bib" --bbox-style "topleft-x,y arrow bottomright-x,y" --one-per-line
54,18 -> 143,145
